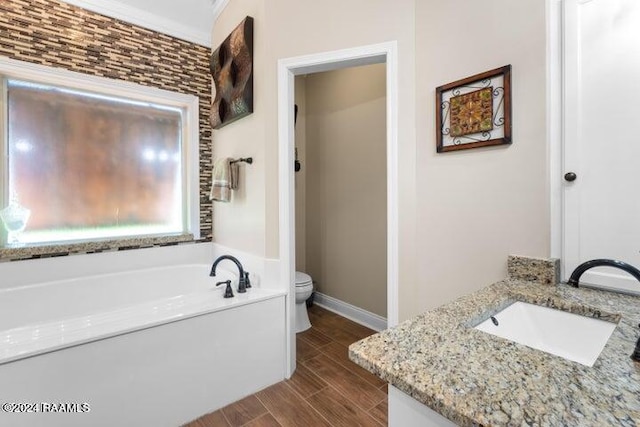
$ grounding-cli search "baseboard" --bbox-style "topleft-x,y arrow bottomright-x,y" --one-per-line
313,292 -> 387,332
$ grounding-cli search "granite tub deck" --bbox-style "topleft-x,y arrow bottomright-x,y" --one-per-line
349,280 -> 640,426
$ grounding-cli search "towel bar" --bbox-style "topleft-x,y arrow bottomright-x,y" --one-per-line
230,157 -> 253,164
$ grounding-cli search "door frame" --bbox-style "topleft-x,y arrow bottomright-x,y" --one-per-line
549,0 -> 579,279
548,0 -> 563,264
560,0 -> 582,280
277,41 -> 399,377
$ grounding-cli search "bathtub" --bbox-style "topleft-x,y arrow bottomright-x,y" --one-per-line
0,264 -> 287,427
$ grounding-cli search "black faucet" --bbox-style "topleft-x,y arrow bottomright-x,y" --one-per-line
210,255 -> 250,293
567,259 -> 640,288
568,259 -> 640,362
632,334 -> 640,363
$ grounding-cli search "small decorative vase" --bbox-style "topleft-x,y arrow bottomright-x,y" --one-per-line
0,200 -> 31,245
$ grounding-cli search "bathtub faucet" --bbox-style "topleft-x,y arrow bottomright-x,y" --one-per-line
210,255 -> 250,293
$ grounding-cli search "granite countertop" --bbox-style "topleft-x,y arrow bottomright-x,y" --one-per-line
349,278 -> 640,426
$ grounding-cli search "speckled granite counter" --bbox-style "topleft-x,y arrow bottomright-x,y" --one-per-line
349,279 -> 640,426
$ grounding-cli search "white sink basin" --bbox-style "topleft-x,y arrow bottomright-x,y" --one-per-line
474,302 -> 616,366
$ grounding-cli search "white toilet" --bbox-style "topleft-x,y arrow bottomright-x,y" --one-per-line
295,271 -> 313,333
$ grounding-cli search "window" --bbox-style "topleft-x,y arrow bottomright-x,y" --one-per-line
0,58 -> 200,248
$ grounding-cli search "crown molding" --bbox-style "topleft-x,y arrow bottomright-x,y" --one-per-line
59,0 -> 212,47
211,0 -> 231,23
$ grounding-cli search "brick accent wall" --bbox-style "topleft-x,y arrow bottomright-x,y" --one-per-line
0,0 -> 213,240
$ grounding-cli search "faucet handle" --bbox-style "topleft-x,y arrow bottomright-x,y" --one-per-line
216,280 -> 234,298
244,271 -> 251,289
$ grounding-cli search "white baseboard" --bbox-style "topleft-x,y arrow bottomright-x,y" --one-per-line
313,292 -> 387,332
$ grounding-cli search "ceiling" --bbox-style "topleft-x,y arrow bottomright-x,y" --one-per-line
61,0 -> 228,46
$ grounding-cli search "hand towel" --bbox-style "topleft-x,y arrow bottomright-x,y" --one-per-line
229,161 -> 240,191
210,158 -> 233,202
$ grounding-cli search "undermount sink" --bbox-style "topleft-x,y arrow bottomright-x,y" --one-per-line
474,302 -> 617,366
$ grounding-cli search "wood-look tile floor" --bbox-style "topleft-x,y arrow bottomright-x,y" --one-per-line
184,305 -> 387,427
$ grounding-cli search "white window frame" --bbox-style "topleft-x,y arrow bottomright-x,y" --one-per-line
0,56 -> 201,245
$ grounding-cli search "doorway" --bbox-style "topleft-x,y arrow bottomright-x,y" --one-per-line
278,42 -> 399,377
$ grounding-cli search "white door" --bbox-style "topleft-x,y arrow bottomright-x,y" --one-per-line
563,0 -> 640,293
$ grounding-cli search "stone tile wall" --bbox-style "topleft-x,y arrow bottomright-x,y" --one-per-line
0,0 -> 213,260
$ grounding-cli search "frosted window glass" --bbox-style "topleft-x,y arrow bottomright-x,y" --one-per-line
4,79 -> 184,245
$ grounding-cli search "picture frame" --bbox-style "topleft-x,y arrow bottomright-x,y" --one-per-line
435,65 -> 512,153
210,16 -> 254,129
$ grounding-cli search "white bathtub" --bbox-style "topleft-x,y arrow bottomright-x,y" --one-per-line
0,263 -> 287,427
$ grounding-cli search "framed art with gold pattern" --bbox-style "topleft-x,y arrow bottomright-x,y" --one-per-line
435,65 -> 511,153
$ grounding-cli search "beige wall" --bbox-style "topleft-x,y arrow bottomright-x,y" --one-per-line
212,0 -> 550,321
297,64 -> 387,317
212,0 -> 417,319
410,0 -> 550,317
211,0 -> 267,255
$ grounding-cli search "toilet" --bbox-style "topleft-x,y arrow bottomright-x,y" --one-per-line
295,271 -> 313,333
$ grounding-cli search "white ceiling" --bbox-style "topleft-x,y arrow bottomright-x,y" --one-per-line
61,0 -> 229,46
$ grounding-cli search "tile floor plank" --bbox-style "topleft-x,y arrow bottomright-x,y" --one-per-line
243,413 -> 283,427
297,336 -> 321,362
314,323 -> 362,347
285,363 -> 328,398
309,307 -> 375,341
369,400 -> 388,426
298,328 -> 332,348
220,395 -> 268,427
308,305 -> 340,319
182,410 -> 230,427
307,387 -> 383,427
333,318 -> 376,340
330,328 -> 363,347
255,382 -> 332,427
303,354 -> 386,411
321,341 -> 386,388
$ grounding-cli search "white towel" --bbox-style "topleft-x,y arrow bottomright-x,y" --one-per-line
210,158 -> 241,202
210,158 -> 233,202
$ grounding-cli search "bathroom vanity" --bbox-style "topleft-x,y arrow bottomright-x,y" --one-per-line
349,259 -> 640,426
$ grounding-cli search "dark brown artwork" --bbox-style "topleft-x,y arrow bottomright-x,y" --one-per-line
210,17 -> 254,129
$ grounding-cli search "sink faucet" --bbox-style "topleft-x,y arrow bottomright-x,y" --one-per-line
210,255 -> 250,293
567,259 -> 640,288
632,334 -> 640,363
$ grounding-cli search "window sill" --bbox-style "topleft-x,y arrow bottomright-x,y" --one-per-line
0,234 -> 210,263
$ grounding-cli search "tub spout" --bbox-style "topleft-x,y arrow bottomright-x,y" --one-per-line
210,255 -> 248,293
